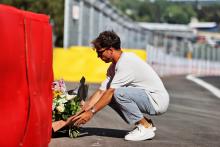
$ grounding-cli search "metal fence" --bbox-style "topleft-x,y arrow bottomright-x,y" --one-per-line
64,0 -> 147,49
146,33 -> 220,76
147,32 -> 220,61
63,0 -> 220,76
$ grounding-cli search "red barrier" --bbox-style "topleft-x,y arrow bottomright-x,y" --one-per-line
0,5 -> 53,147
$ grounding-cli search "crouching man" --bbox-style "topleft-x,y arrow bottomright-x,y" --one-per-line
71,31 -> 169,141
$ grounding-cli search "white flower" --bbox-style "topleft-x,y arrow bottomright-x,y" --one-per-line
56,105 -> 65,112
57,97 -> 68,104
66,94 -> 75,100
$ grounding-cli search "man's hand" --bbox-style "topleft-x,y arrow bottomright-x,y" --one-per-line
71,110 -> 93,127
52,115 -> 75,132
80,89 -> 105,111
71,88 -> 114,127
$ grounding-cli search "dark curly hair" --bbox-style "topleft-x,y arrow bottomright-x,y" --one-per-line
91,30 -> 121,51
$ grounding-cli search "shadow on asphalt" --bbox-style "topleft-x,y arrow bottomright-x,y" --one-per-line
52,127 -> 128,139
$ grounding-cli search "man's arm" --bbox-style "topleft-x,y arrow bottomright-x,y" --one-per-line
82,89 -> 105,111
71,88 -> 115,126
91,88 -> 114,113
52,115 -> 74,132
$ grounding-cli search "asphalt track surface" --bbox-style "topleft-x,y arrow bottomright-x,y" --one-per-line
198,76 -> 220,89
49,75 -> 220,147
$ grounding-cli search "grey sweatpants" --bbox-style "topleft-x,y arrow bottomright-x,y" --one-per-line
109,87 -> 156,125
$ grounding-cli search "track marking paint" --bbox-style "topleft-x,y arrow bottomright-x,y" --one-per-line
186,74 -> 220,99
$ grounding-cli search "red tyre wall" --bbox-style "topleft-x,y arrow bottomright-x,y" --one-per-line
0,5 -> 53,147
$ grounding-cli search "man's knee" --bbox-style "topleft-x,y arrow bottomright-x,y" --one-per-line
114,88 -> 130,103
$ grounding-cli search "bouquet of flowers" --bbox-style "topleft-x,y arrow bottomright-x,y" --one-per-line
52,79 -> 80,121
52,79 -> 83,138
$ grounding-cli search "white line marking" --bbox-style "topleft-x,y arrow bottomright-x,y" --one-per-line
186,74 -> 220,99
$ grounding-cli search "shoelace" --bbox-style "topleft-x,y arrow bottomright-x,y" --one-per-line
129,125 -> 142,134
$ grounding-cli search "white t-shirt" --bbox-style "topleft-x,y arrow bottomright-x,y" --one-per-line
99,52 -> 169,114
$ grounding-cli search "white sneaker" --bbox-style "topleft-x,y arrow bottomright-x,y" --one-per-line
125,124 -> 155,141
134,122 -> 156,131
152,126 -> 157,131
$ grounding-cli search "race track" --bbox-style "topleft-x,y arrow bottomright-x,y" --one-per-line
50,75 -> 220,147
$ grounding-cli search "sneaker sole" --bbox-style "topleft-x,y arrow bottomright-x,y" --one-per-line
128,127 -> 156,134
125,132 -> 155,141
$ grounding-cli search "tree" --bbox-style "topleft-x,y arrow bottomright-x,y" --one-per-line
109,0 -> 198,24
163,5 -> 196,24
197,4 -> 220,23
1,0 -> 64,47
